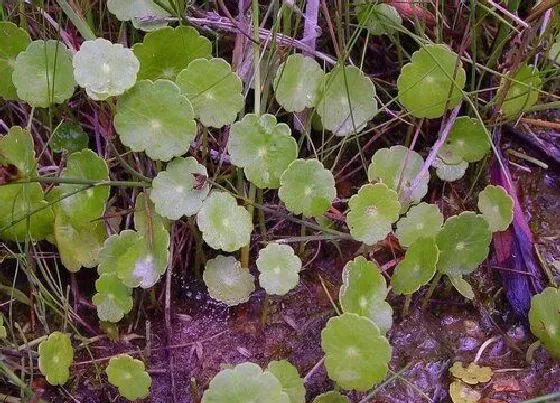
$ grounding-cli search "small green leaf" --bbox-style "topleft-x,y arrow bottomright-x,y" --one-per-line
58,149 -> 110,229
279,159 -> 336,218
115,79 -> 196,161
0,126 -> 36,176
133,26 -> 212,80
229,114 -> 297,189
266,360 -> 305,403
0,316 -> 6,339
367,145 -> 428,207
12,40 -> 75,108
176,58 -> 243,127
529,287 -> 560,359
436,212 -> 491,276
92,274 -> 133,323
449,361 -> 493,384
498,64 -> 541,118
0,184 -> 54,241
50,122 -> 89,154
438,117 -> 490,164
73,38 -> 139,100
448,275 -> 475,300
312,391 -> 350,403
256,243 -> 302,295
202,362 -> 290,403
106,354 -> 152,401
432,157 -> 468,182
203,255 -> 255,306
150,157 -> 210,220
316,66 -> 378,136
107,0 -> 171,31
38,332 -> 74,386
356,3 -> 402,36
397,44 -> 465,119
339,257 -> 392,334
391,237 -> 438,295
449,380 -> 481,403
395,202 -> 443,248
53,210 -> 107,272
273,53 -> 325,112
0,22 -> 30,100
321,313 -> 391,391
347,183 -> 401,246
477,184 -> 514,232
196,192 -> 252,252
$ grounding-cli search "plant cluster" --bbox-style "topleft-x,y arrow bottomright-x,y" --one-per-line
0,0 -> 558,401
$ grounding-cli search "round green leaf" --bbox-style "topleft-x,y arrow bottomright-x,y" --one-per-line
203,255 -> 255,306
12,40 -> 75,108
432,157 -> 468,182
73,38 -> 139,101
0,126 -> 36,176
176,58 -> 243,127
356,3 -> 402,35
436,212 -> 491,276
397,44 -> 465,118
367,145 -> 428,207
150,157 -> 210,220
477,184 -> 514,232
266,360 -> 306,403
316,66 -> 378,136
273,53 -> 324,112
38,332 -> 74,386
92,274 -> 133,323
0,183 -> 54,241
339,257 -> 392,334
438,117 -> 490,164
0,22 -> 30,100
106,354 -> 152,400
107,0 -> 171,31
279,159 -> 336,218
321,313 -> 391,391
114,79 -> 196,161
395,202 -> 443,247
133,26 -> 212,81
98,230 -> 140,276
391,237 -> 439,295
229,114 -> 297,189
256,243 -> 302,295
312,391 -> 350,403
347,183 -> 400,246
50,121 -> 89,154
58,149 -> 110,228
498,64 -> 541,118
54,210 -> 107,272
196,192 -> 252,252
202,362 -> 290,403
529,287 -> 560,359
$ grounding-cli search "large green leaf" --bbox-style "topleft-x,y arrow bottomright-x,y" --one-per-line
316,66 -> 378,136
228,114 -> 297,189
438,117 -> 490,164
176,58 -> 243,128
114,79 -> 196,161
12,40 -> 75,107
133,26 -> 212,80
477,184 -> 514,232
266,360 -> 305,403
397,44 -> 465,118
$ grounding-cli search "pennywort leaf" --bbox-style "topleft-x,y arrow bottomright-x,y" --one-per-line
92,274 -> 133,323
0,22 -> 30,100
106,354 -> 152,400
498,64 -> 541,118
203,255 -> 255,306
391,237 -> 439,295
477,184 -> 514,232
107,0 -> 171,31
395,202 -> 443,248
38,332 -> 74,385
266,360 -> 306,403
438,117 -> 490,164
256,243 -> 302,295
529,287 -> 560,359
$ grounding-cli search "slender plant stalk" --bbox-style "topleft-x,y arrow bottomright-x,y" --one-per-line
56,0 -> 96,41
421,272 -> 443,310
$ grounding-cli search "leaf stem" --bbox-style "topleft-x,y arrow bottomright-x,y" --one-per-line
56,0 -> 96,41
421,272 -> 443,310
240,183 -> 257,269
5,176 -> 150,188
